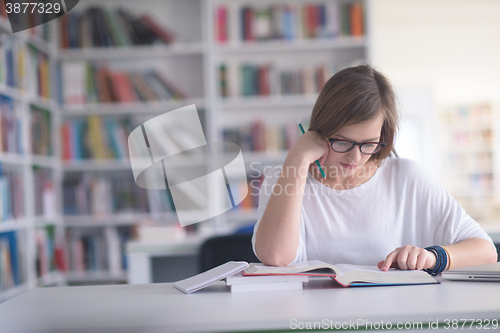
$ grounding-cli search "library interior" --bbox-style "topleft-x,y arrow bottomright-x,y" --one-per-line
0,0 -> 500,332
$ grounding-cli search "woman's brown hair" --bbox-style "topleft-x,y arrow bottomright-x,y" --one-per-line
309,64 -> 398,163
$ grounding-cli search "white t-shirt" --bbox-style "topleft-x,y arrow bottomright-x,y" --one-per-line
252,156 -> 494,265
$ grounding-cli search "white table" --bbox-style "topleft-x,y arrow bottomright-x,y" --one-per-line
1,276 -> 499,332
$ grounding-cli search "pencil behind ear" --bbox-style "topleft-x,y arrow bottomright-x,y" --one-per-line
391,148 -> 399,158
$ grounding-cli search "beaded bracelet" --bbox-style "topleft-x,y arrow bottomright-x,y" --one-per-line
441,246 -> 453,270
424,246 -> 448,276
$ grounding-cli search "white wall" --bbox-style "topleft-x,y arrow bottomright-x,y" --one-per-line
370,0 -> 500,108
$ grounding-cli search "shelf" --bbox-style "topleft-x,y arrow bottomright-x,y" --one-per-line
37,271 -> 65,286
63,154 -> 209,171
217,36 -> 366,54
65,271 -> 127,283
29,95 -> 57,111
0,218 -> 29,232
241,151 -> 289,165
31,155 -> 58,168
33,216 -> 62,228
0,283 -> 29,303
0,85 -> 26,100
219,94 -> 318,110
0,153 -> 25,165
64,212 -> 178,227
59,43 -> 205,60
61,98 -> 206,116
62,160 -> 131,171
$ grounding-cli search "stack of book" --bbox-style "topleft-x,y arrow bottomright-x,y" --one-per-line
32,167 -> 55,218
0,95 -> 23,155
0,34 -> 27,90
35,225 -> 67,278
0,165 -> 24,222
0,231 -> 26,292
30,105 -> 52,156
225,271 -> 308,292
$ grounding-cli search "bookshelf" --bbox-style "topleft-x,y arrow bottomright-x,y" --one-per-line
0,0 -> 371,302
0,10 -> 65,303
212,0 -> 370,227
440,104 -> 497,222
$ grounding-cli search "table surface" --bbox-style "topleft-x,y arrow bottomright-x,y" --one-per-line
1,276 -> 499,333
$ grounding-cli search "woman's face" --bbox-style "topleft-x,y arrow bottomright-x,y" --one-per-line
324,112 -> 385,179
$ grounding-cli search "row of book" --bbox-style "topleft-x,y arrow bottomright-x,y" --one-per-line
31,105 -> 52,156
0,95 -> 22,155
28,47 -> 51,100
451,129 -> 492,150
219,63 -> 332,98
33,167 -> 55,218
63,172 -> 176,216
60,7 -> 175,49
62,62 -> 186,106
61,116 -> 132,161
0,165 -> 24,222
223,120 -> 301,153
0,231 -> 26,292
215,1 -> 364,43
35,225 -> 67,278
442,104 -> 492,128
234,176 -> 264,211
0,34 -> 26,91
66,227 -> 132,274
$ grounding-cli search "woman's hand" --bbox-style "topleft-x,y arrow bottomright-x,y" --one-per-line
289,130 -> 330,174
377,245 -> 437,271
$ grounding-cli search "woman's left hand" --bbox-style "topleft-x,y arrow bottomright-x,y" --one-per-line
377,245 -> 436,271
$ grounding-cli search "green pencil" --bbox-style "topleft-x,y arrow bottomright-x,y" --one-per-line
297,119 -> 326,180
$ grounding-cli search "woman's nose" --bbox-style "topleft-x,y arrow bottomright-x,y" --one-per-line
347,146 -> 362,163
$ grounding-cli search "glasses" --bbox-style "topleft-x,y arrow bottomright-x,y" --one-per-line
328,138 -> 386,155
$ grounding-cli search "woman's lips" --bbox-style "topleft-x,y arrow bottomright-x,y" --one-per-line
340,162 -> 357,169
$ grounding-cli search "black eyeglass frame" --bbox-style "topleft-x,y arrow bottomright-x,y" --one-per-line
328,138 -> 386,155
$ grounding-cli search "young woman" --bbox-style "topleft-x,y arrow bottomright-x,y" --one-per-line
252,65 -> 497,274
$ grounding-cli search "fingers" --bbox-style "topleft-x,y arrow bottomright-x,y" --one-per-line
381,246 -> 433,271
380,248 -> 400,271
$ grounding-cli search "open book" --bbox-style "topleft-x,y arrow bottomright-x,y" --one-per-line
243,260 -> 438,287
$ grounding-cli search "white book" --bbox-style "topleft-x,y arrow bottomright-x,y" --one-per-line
174,261 -> 249,294
230,282 -> 303,293
226,271 -> 308,285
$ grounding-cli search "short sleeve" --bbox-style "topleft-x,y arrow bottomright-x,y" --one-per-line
401,159 -> 494,247
251,166 -> 307,264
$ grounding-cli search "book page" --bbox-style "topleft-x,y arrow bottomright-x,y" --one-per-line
334,265 -> 438,286
245,260 -> 338,275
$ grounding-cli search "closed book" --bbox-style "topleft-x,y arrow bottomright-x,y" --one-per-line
230,282 -> 303,293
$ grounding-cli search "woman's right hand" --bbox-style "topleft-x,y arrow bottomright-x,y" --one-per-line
289,130 -> 330,172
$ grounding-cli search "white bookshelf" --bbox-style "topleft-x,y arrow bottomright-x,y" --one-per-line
0,0 -> 371,301
0,15 -> 66,304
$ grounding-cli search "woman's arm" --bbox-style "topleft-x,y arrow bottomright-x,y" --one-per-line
254,130 -> 329,266
377,238 -> 497,271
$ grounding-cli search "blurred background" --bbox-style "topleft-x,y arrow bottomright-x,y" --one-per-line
0,0 -> 499,303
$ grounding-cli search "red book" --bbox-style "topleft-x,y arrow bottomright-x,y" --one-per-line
216,5 -> 228,43
260,65 -> 270,96
112,72 -> 136,103
307,5 -> 317,38
244,7 -> 254,41
55,246 -> 68,272
350,2 -> 364,36
139,14 -> 175,43
61,123 -> 70,160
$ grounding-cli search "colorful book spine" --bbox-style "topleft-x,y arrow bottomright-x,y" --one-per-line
220,62 -> 333,98
63,172 -> 161,216
0,231 -> 25,291
59,6 -> 175,49
0,95 -> 23,155
0,164 -> 24,222
62,62 -> 186,106
61,117 -> 131,161
222,119 -> 301,153
30,105 -> 52,156
217,1 -> 364,43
